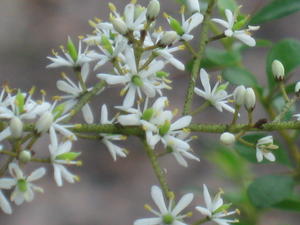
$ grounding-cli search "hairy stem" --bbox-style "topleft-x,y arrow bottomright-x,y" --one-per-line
183,0 -> 216,115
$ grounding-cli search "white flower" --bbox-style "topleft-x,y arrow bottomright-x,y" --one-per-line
35,101 -> 77,140
97,48 -> 167,107
56,64 -> 94,124
179,11 -> 203,41
212,9 -> 259,47
47,38 -> 96,68
134,185 -> 193,225
93,35 -> 127,70
110,3 -> 147,32
256,136 -> 278,162
196,184 -> 239,225
100,104 -> 127,161
0,92 -> 50,141
49,134 -> 80,187
167,131 -> 200,167
194,69 -> 234,113
244,88 -> 256,111
7,163 -> 46,205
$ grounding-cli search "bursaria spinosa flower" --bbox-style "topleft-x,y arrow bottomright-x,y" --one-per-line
100,104 -> 127,161
5,163 -> 46,206
49,133 -> 81,187
272,59 -> 285,81
47,37 -> 97,69
134,185 -> 193,225
196,184 -> 239,225
93,35 -> 127,70
97,47 -> 168,107
220,132 -> 235,146
211,9 -> 259,47
256,136 -> 278,162
165,7 -> 203,42
35,100 -> 77,140
57,64 -> 95,124
194,69 -> 235,113
109,2 -> 147,33
0,90 -> 50,141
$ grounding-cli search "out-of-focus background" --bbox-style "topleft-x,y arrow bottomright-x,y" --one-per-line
0,0 -> 299,224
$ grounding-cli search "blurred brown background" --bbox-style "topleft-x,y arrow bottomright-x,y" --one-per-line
0,0 -> 299,224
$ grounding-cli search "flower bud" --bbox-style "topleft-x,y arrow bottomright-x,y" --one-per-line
244,88 -> 256,111
272,60 -> 285,81
19,150 -> 32,164
295,81 -> 300,95
233,85 -> 246,106
10,116 -> 23,138
36,112 -> 54,133
159,31 -> 178,46
220,132 -> 236,145
186,0 -> 200,13
147,0 -> 160,20
111,17 -> 128,35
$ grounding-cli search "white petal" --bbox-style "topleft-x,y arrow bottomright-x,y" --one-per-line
233,31 -> 256,47
170,116 -> 192,131
200,69 -> 211,94
134,218 -> 161,225
82,104 -> 94,124
203,184 -> 212,209
264,152 -> 276,162
123,86 -> 136,107
54,165 -> 63,186
27,167 -> 46,182
0,178 -> 16,189
151,185 -> 168,214
0,191 -> 12,214
256,149 -> 264,162
195,206 -> 212,216
97,74 -> 128,85
172,193 -> 194,216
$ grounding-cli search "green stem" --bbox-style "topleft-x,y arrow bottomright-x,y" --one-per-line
273,96 -> 297,122
207,33 -> 226,43
238,137 -> 255,147
183,0 -> 216,115
279,82 -> 290,102
65,80 -> 106,122
143,139 -> 170,198
231,105 -> 240,125
183,41 -> 199,57
190,101 -> 210,115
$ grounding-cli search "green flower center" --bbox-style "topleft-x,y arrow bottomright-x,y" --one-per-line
162,213 -> 174,225
159,121 -> 171,136
132,75 -> 143,86
141,108 -> 154,121
17,179 -> 28,193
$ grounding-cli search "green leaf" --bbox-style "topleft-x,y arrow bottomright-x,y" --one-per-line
201,47 -> 241,68
250,0 -> 300,25
266,39 -> 300,89
247,175 -> 295,208
209,146 -> 248,179
15,91 -> 25,114
222,67 -> 258,87
67,37 -> 78,62
217,0 -> 237,12
273,198 -> 300,211
235,134 -> 291,166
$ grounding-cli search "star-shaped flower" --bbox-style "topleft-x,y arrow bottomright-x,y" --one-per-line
194,69 -> 234,113
211,9 -> 259,47
256,136 -> 278,162
134,185 -> 193,225
196,184 -> 239,225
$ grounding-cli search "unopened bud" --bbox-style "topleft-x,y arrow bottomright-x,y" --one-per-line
295,81 -> 300,95
272,60 -> 285,81
19,150 -> 32,164
186,0 -> 200,14
159,31 -> 178,46
244,88 -> 256,111
220,132 -> 235,145
233,85 -> 246,106
10,117 -> 23,138
147,0 -> 160,20
36,112 -> 54,133
111,17 -> 128,35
